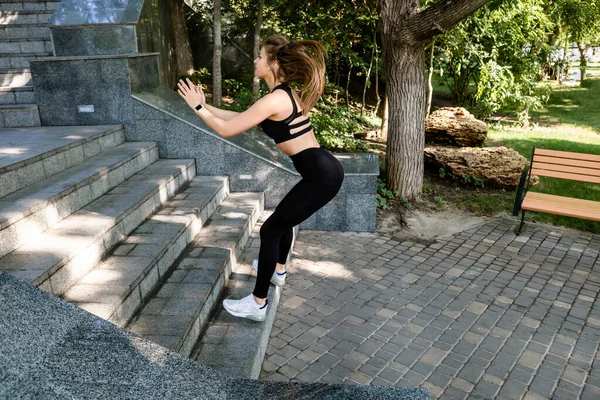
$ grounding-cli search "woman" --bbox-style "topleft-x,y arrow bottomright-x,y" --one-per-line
177,35 -> 344,321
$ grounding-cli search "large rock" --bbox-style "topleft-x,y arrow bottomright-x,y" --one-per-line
425,107 -> 488,147
424,146 -> 538,188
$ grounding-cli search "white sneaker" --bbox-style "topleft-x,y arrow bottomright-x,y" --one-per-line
223,293 -> 268,321
252,259 -> 286,287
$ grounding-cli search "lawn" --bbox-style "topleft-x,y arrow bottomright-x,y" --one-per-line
485,77 -> 600,233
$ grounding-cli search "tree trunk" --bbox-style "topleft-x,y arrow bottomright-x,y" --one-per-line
577,42 -> 587,82
251,0 -> 264,101
379,0 -> 491,197
559,37 -> 569,85
383,43 -> 426,197
170,0 -> 194,84
380,94 -> 388,141
425,38 -> 436,118
362,46 -> 375,116
212,0 -> 222,106
346,64 -> 352,106
374,42 -> 381,118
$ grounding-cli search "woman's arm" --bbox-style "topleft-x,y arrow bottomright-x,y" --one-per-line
176,79 -> 239,120
177,78 -> 278,138
196,95 -> 276,137
204,104 -> 240,121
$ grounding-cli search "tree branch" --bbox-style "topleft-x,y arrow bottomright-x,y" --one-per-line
228,39 -> 254,62
407,0 -> 492,43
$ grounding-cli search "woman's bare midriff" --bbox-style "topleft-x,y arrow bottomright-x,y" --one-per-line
276,131 -> 321,157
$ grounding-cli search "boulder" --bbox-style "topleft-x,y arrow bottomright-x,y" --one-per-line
424,146 -> 539,188
425,107 -> 488,147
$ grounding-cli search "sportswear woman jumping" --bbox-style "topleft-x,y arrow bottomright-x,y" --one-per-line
177,35 -> 344,321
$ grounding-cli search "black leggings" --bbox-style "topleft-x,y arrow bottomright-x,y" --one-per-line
253,147 -> 344,299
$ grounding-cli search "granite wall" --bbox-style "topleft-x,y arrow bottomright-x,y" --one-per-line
48,0 -> 177,88
29,53 -> 160,126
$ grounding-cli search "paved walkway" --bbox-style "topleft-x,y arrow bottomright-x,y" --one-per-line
259,217 -> 600,400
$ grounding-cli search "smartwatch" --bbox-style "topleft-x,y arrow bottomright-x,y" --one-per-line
195,103 -> 204,112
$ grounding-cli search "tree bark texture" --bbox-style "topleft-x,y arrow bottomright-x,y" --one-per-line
362,46 -> 374,116
425,38 -> 435,118
251,0 -> 264,101
577,42 -> 587,82
346,64 -> 352,106
379,0 -> 491,197
212,0 -> 222,106
380,94 -> 388,140
170,0 -> 194,80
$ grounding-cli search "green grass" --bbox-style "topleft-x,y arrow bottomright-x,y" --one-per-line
485,77 -> 600,233
533,79 -> 600,134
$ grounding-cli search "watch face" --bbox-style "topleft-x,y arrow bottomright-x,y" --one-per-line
195,104 -> 203,111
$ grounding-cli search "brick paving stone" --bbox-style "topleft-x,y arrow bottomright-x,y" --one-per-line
581,384 -> 600,400
295,368 -> 323,382
260,220 -> 600,398
442,386 -> 468,400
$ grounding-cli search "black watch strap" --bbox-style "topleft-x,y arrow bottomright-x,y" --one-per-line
195,103 -> 204,111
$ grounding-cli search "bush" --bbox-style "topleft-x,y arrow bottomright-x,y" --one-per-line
311,84 -> 379,152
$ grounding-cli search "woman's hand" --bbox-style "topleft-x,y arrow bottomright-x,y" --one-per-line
177,78 -> 205,110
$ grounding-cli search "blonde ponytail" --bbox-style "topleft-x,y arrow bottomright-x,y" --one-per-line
263,35 -> 327,114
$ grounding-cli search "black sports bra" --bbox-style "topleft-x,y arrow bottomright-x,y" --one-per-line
260,83 -> 313,144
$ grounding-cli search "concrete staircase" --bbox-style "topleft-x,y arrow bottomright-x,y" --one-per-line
0,124 -> 292,380
0,0 -> 59,127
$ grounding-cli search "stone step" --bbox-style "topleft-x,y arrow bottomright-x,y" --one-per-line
0,23 -> 51,40
63,176 -> 230,328
194,279 -> 281,380
0,103 -> 39,127
0,51 -> 54,69
191,212 -> 298,379
0,85 -> 34,103
0,158 -> 196,296
126,192 -> 265,357
0,125 -> 125,198
0,141 -> 159,258
0,2 -> 59,13
0,38 -> 52,57
0,10 -> 54,25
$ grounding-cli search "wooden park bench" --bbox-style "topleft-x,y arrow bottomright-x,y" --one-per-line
513,148 -> 600,234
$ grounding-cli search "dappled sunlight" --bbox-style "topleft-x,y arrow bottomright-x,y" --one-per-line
0,13 -> 19,25
3,209 -> 114,292
0,147 -> 28,156
81,268 -> 126,286
13,217 -> 48,250
63,135 -> 87,140
128,335 -> 170,366
293,257 -> 352,279
547,104 -> 579,111
2,73 -> 29,88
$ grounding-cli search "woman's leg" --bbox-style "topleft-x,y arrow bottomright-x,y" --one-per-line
278,228 -> 294,265
253,178 -> 341,299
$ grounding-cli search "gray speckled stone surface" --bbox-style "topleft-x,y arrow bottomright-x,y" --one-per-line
29,54 -> 158,127
0,272 -> 429,400
51,25 -> 138,56
48,0 -> 176,87
49,0 -> 144,26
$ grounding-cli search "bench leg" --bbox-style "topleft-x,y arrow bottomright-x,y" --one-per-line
515,210 -> 526,235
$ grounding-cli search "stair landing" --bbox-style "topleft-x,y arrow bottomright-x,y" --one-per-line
0,125 -> 123,169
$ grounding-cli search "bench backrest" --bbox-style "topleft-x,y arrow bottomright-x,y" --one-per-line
531,148 -> 600,184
